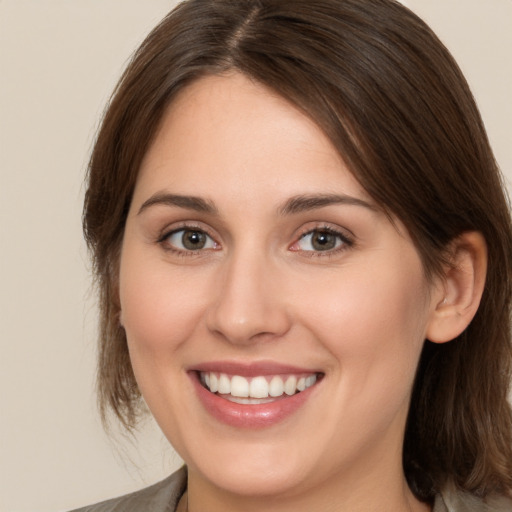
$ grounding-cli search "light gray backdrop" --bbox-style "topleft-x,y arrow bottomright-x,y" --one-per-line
1,1 -> 511,511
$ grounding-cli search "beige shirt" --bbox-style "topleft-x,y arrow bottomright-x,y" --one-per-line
71,467 -> 512,512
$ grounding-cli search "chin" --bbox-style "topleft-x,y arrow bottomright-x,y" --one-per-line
169,424 -> 316,497
190,452 -> 312,498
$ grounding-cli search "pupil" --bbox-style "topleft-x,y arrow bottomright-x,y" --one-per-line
182,230 -> 206,250
312,231 -> 335,251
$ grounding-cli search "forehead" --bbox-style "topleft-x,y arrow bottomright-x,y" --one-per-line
134,72 -> 371,209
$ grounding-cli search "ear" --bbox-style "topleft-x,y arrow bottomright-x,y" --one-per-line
426,232 -> 487,344
118,310 -> 125,328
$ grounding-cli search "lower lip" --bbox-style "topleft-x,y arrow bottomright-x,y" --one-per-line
190,372 -> 319,429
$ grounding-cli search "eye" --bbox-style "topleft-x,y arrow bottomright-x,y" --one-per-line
163,228 -> 218,252
291,228 -> 351,253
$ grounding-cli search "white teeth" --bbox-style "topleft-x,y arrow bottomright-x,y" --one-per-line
218,374 -> 230,394
209,373 -> 218,393
227,396 -> 275,405
201,372 -> 319,399
269,376 -> 284,397
284,376 -> 297,396
230,375 -> 249,397
249,376 -> 269,398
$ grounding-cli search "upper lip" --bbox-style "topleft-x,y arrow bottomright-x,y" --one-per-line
190,360 -> 321,377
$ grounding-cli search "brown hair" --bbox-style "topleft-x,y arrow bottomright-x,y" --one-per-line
83,0 -> 512,501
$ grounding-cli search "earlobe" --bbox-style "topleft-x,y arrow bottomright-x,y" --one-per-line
426,232 -> 487,344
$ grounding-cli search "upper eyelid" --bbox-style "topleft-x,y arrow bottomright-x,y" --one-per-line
158,226 -> 220,255
295,223 -> 355,242
300,229 -> 351,243
155,221 -> 355,250
158,222 -> 217,241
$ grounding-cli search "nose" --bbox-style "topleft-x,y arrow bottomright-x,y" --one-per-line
206,249 -> 292,345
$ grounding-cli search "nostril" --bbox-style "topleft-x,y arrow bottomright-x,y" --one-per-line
206,308 -> 291,346
205,259 -> 292,344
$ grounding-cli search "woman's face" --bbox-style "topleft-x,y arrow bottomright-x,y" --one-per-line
120,73 -> 440,500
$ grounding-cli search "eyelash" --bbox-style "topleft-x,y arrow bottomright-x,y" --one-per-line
291,226 -> 354,258
157,224 -> 219,257
157,224 -> 354,258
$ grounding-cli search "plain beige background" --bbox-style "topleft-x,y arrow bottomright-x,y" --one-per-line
1,1 -> 511,511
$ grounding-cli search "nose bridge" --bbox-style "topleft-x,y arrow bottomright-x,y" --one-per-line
206,243 -> 290,344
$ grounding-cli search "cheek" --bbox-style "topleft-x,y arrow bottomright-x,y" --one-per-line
119,250 -> 210,358
118,249 -> 213,424
293,261 -> 430,449
294,258 -> 430,389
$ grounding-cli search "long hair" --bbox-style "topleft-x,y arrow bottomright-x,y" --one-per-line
83,0 -> 512,500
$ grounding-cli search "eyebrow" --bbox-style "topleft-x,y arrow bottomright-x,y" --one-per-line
278,193 -> 376,216
137,193 -> 218,215
137,192 -> 376,217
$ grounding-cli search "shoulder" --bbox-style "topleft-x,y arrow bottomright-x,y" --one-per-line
69,466 -> 187,512
434,486 -> 512,512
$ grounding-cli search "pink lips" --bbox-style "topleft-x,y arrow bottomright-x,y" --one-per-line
189,361 -> 321,429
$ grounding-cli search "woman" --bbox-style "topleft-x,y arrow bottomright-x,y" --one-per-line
74,0 -> 512,510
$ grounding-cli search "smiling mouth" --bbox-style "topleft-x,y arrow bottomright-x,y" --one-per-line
198,372 -> 321,404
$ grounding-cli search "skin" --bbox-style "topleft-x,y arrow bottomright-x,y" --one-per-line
119,72 -> 458,512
